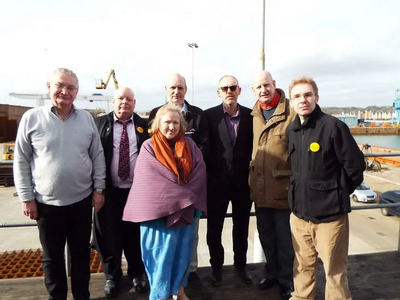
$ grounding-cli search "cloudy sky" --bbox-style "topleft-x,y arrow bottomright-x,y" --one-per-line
1,0 -> 400,112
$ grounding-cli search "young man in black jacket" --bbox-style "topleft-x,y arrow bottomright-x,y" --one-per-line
286,76 -> 365,300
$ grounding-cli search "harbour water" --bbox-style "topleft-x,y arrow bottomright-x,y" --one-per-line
353,134 -> 400,150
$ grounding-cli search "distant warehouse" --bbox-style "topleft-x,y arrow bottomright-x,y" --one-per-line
334,115 -> 358,127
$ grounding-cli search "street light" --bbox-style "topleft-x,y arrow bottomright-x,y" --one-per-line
188,42 -> 199,105
261,0 -> 265,70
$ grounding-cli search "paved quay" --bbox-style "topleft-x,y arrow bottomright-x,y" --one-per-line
1,251 -> 400,299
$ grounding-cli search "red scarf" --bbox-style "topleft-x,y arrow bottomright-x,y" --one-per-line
260,90 -> 280,110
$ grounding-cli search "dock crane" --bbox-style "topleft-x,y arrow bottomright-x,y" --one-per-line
95,69 -> 119,90
9,92 -> 113,112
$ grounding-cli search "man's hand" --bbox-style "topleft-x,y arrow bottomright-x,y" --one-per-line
22,201 -> 38,220
92,192 -> 105,212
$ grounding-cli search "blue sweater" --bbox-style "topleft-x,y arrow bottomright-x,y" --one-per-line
14,105 -> 106,206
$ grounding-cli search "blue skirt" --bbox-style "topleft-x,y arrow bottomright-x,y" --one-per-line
140,218 -> 196,300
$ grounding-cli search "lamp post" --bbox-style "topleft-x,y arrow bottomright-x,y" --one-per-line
261,0 -> 265,70
188,42 -> 199,104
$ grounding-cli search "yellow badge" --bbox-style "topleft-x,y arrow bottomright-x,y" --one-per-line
310,142 -> 320,152
137,127 -> 144,133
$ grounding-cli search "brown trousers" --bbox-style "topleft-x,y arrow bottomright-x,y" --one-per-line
289,214 -> 352,300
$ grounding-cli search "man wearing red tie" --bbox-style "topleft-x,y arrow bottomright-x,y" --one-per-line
93,87 -> 149,298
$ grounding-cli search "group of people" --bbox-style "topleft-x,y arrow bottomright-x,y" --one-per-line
13,67 -> 366,300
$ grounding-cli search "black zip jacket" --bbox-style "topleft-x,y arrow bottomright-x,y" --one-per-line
285,105 -> 365,222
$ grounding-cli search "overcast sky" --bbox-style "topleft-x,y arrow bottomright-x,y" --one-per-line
1,0 -> 400,112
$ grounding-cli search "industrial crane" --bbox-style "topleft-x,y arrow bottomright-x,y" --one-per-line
95,69 -> 119,90
9,92 -> 113,112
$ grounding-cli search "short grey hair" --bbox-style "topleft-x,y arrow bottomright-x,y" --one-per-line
218,75 -> 239,86
52,68 -> 79,87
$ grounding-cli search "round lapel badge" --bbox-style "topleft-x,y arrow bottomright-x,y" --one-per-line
310,142 -> 320,152
137,126 -> 144,133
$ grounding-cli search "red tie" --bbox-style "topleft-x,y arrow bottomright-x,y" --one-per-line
118,120 -> 131,181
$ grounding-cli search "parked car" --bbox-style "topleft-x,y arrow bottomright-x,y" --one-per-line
378,190 -> 400,217
350,182 -> 377,203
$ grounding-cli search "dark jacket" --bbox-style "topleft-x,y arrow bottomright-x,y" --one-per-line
204,104 -> 253,196
286,105 -> 365,222
94,112 -> 149,190
148,100 -> 209,157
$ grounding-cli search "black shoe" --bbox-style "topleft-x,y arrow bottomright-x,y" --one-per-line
258,277 -> 278,290
210,268 -> 222,286
235,267 -> 253,284
280,282 -> 294,300
133,273 -> 148,294
187,271 -> 202,289
104,279 -> 119,298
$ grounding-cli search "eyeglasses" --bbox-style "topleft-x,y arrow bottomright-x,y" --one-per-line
219,85 -> 238,93
291,92 -> 314,102
54,83 -> 78,92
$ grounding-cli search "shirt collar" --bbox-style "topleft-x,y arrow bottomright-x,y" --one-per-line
113,113 -> 134,123
181,102 -> 188,115
49,104 -> 77,116
223,104 -> 240,117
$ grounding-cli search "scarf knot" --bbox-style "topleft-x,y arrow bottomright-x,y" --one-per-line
260,90 -> 280,110
151,130 -> 193,184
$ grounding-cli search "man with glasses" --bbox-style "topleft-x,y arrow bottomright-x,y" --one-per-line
148,73 -> 208,288
249,70 -> 295,299
14,68 -> 106,300
92,87 -> 149,298
204,75 -> 253,286
286,76 -> 365,300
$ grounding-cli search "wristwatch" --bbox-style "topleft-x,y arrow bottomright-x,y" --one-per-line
94,189 -> 105,195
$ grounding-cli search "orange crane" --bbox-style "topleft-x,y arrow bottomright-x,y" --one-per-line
95,69 -> 119,89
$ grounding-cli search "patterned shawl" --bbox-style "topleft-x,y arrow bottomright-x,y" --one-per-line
122,137 -> 207,227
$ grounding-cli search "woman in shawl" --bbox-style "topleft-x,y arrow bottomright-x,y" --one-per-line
123,104 -> 207,300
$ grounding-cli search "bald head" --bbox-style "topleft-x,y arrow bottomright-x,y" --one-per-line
114,86 -> 134,99
165,73 -> 187,108
112,86 -> 136,121
252,71 -> 273,87
252,70 -> 276,104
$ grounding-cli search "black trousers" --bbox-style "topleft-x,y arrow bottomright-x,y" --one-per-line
206,189 -> 252,269
36,195 -> 92,300
93,187 -> 144,280
255,206 -> 294,285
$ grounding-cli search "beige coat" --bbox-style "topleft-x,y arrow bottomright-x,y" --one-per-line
249,89 -> 296,208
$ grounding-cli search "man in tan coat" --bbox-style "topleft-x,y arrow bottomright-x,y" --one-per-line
249,70 -> 296,300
